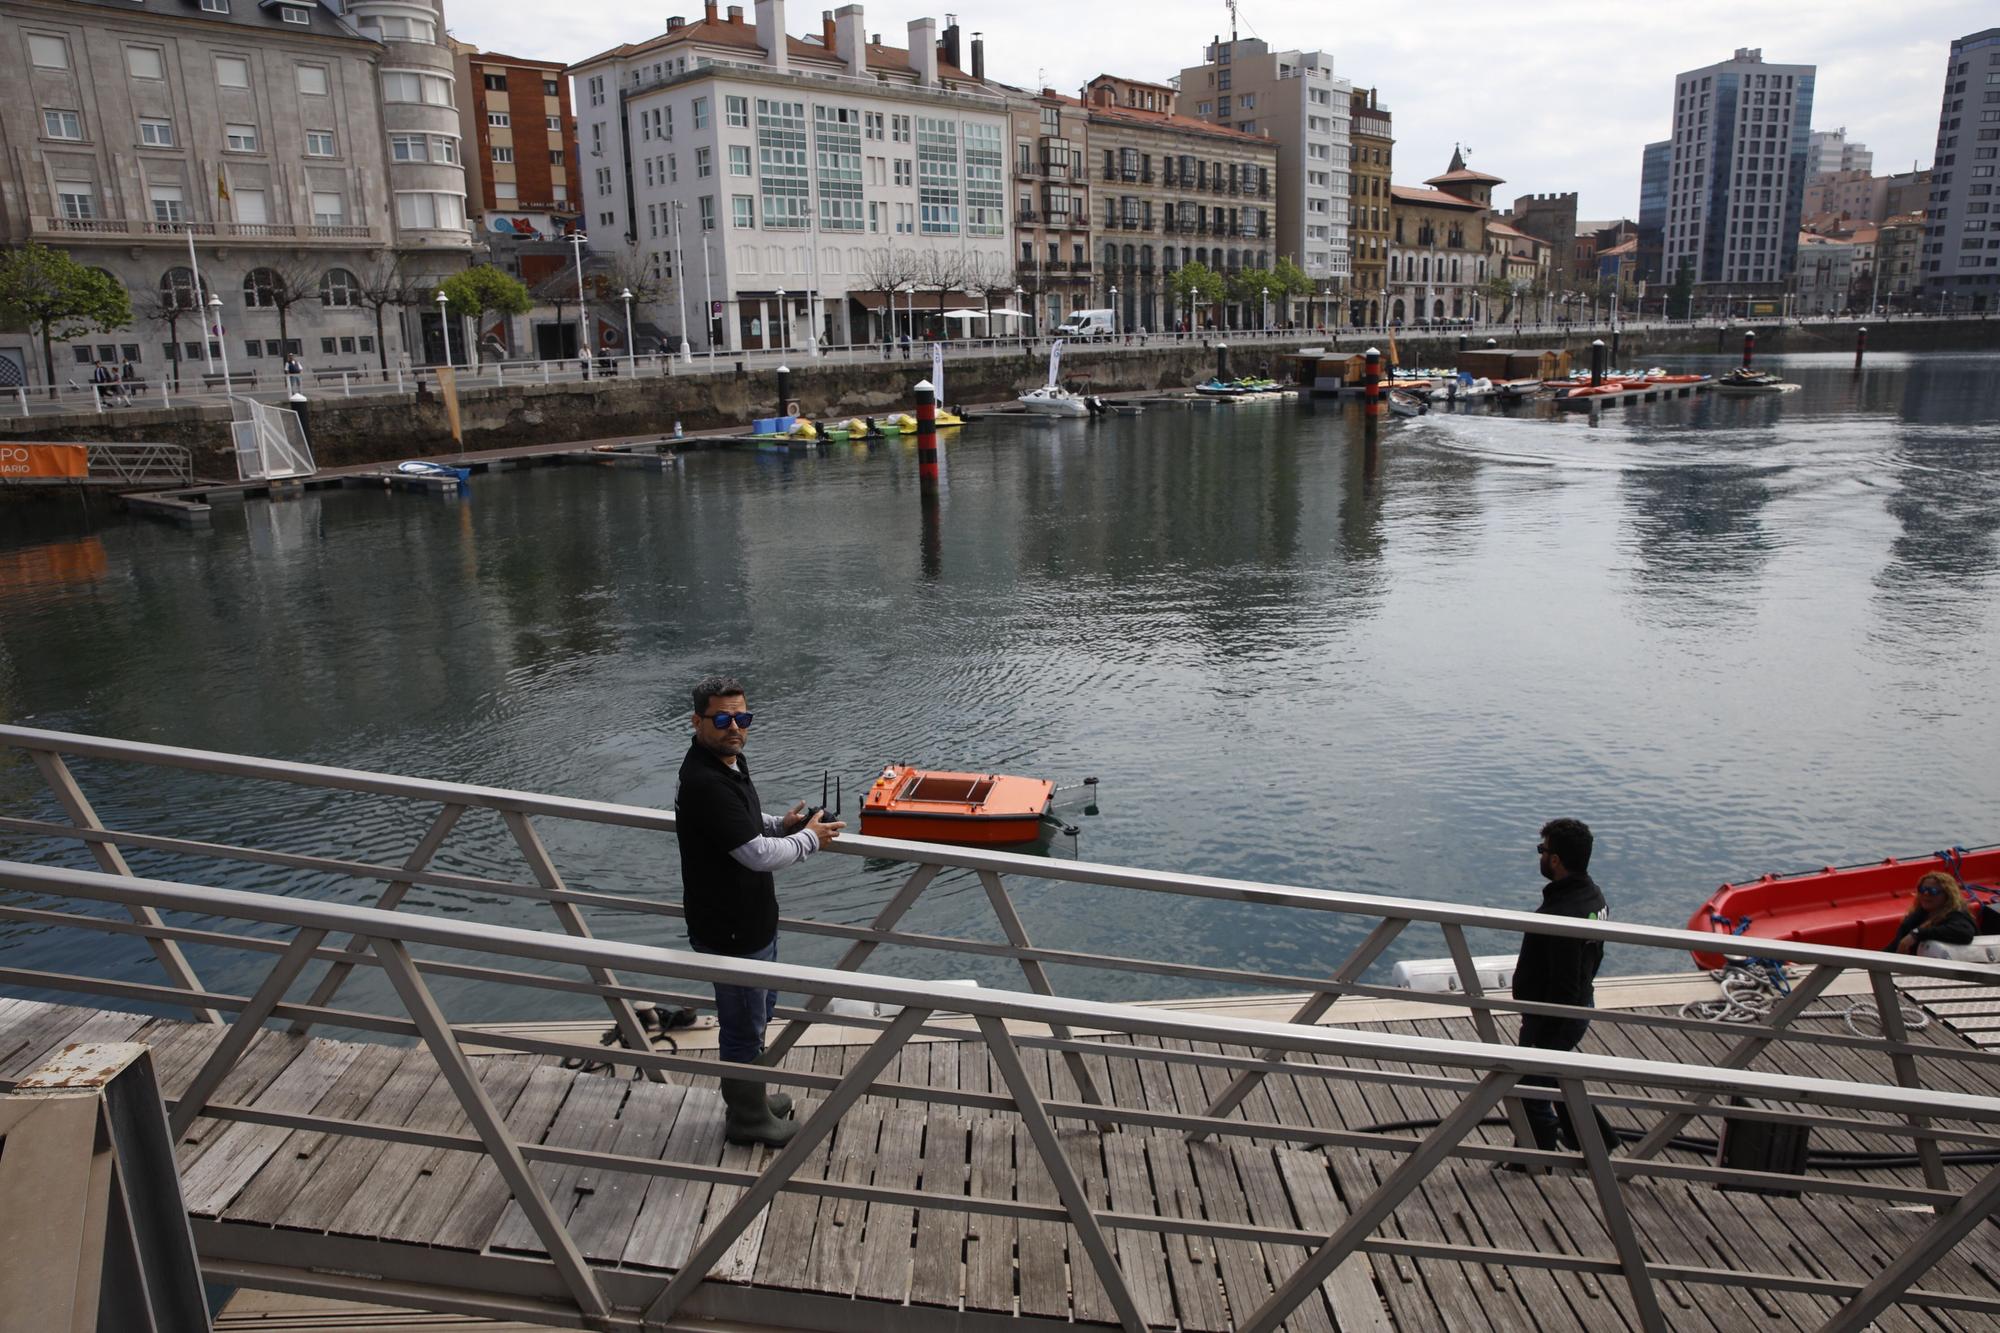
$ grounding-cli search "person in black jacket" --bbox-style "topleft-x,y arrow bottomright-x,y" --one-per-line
1887,873 -> 1978,955
675,675 -> 843,1146
1511,817 -> 1617,1159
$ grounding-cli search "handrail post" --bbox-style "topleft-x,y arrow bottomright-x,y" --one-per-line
1869,969 -> 1949,1197
977,1014 -> 1146,1332
27,750 -> 218,1022
169,926 -> 327,1140
1816,1162 -> 2000,1333
646,1004 -> 932,1323
1444,921 -> 1537,1146
976,869 -> 1104,1108
1561,1079 -> 1667,1331
372,935 -> 610,1320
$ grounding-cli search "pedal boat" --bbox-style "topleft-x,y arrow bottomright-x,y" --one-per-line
859,764 -> 1056,845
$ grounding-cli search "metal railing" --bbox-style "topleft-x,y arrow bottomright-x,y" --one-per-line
1,851 -> 1998,1332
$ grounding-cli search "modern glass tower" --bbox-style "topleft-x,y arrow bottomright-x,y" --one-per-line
1923,28 -> 2000,311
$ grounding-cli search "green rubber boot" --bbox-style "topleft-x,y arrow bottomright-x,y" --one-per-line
720,1077 -> 798,1148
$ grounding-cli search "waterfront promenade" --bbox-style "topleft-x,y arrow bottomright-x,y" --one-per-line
3,727 -> 1999,1331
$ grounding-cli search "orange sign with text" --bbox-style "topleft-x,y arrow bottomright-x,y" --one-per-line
0,443 -> 89,480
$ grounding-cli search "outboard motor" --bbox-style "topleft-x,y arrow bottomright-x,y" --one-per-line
1085,395 -> 1106,416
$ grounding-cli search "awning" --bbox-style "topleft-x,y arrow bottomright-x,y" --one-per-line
847,290 -> 984,313
986,306 -> 1028,316
942,309 -> 989,321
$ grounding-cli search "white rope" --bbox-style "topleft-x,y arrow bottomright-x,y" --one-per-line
1680,961 -> 1930,1037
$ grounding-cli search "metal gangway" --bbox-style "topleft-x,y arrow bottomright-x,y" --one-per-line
2,724 -> 1998,1332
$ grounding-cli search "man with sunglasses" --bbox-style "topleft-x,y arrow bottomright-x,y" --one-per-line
675,675 -> 844,1147
1509,817 -> 1617,1166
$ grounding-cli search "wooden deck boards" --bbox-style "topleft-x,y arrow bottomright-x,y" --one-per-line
7,995 -> 2000,1331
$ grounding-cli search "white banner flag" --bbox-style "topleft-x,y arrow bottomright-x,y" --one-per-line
930,342 -> 944,406
1048,338 -> 1065,388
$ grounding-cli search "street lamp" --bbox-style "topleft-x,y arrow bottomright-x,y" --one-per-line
620,287 -> 634,376
436,289 -> 453,368
776,287 -> 789,352
1379,288 -> 1387,331
1110,284 -> 1119,339
208,293 -> 232,386
699,230 -> 716,364
567,231 -> 590,362
669,201 -> 691,364
1014,284 -> 1025,340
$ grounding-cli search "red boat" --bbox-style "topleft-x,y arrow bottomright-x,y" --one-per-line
859,764 -> 1056,846
1686,845 -> 2000,970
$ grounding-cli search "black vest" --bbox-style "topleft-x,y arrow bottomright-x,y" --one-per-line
674,742 -> 778,953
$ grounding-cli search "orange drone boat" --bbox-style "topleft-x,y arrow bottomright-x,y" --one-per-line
859,764 -> 1058,846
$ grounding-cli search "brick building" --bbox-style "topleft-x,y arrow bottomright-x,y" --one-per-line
1348,87 -> 1391,326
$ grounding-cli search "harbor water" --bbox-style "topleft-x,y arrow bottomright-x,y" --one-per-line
2,350 -> 1997,1016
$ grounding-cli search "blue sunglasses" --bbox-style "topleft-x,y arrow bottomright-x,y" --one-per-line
703,711 -> 754,729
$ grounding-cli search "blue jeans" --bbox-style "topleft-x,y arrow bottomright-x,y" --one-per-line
689,935 -> 778,1064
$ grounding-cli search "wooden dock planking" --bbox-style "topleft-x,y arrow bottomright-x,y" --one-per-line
1232,1144 -> 1340,1333
801,1100 -> 885,1296
620,1084 -> 728,1272
376,1055 -> 542,1245
179,1037 -> 364,1216
1143,1134 -> 1231,1332
909,1106 -> 973,1308
222,1042 -> 405,1223
429,1062 -> 572,1251
489,1071 -> 631,1253
851,1104 -> 924,1303
564,1078 -> 689,1263
961,1113 -> 1020,1314
271,1051 -> 442,1231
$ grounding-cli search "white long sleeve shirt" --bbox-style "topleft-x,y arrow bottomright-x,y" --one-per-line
728,810 -> 818,872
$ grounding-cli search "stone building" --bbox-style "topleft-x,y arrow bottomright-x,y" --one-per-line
1386,149 -> 1494,325
1348,87 -> 1391,327
1176,36 -> 1351,327
1875,212 -> 1926,310
1080,74 -> 1279,332
1005,86 -> 1093,334
1793,231 -> 1853,314
1501,192 -> 1579,295
0,0 -> 472,387
567,2 -> 1012,354
1483,219 -> 1552,320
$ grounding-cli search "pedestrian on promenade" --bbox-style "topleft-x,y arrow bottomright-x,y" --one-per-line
675,674 -> 843,1146
1511,817 -> 1617,1159
284,352 -> 304,395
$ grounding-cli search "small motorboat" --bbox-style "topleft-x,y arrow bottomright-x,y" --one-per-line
1194,376 -> 1279,397
1018,384 -> 1092,417
397,460 -> 472,483
1712,367 -> 1796,395
859,764 -> 1057,846
1686,845 -> 2000,970
1385,388 -> 1428,417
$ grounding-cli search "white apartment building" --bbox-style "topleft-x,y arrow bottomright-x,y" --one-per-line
1806,127 -> 1871,179
1658,48 -> 1815,304
567,1 -> 1012,353
1177,35 -> 1351,326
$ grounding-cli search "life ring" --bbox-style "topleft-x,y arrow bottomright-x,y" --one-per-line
601,327 -> 624,348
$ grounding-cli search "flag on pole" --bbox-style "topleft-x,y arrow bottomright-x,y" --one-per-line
216,169 -> 230,203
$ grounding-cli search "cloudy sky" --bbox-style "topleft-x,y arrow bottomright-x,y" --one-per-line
447,0 -> 1986,219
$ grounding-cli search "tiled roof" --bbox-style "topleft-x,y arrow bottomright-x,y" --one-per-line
1390,184 -> 1484,211
1425,168 -> 1505,186
1086,102 -> 1271,145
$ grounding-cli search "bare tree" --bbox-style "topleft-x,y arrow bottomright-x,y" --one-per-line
354,254 -> 427,371
962,251 -> 1017,332
858,246 -> 920,344
135,275 -> 203,390
909,248 -> 968,334
597,244 -> 667,353
251,257 -> 327,355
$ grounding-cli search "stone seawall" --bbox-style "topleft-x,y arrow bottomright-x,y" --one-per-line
5,319 -> 1993,477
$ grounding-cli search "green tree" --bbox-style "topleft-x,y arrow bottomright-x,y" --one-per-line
1270,256 -> 1313,324
1479,274 -> 1516,323
0,243 -> 132,397
1170,261 -> 1225,327
1229,267 -> 1283,327
438,264 -> 533,365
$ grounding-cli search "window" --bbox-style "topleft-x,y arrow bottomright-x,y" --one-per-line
695,146 -> 712,177
43,109 -> 84,140
492,145 -> 514,163
396,192 -> 466,230
547,115 -> 562,131
390,134 -> 427,162
699,194 -> 715,230
552,184 -> 567,202
917,116 -> 960,234
756,98 -> 810,229
311,192 -> 345,226
894,159 -> 912,186
543,79 -> 559,97
733,194 -> 755,228
149,185 -> 185,224
432,135 -> 459,164
201,0 -> 228,11
693,97 -> 709,129
28,34 -> 68,68
892,114 -> 911,143
216,56 -> 249,88
225,123 -> 259,152
140,118 -> 175,148
488,111 -> 510,127
281,6 -> 310,24
295,64 -> 329,97
358,14 -> 435,42
588,75 -> 605,107
320,268 -> 358,306
729,144 -> 751,176
484,73 -> 507,91
306,130 -> 335,156
726,95 -> 748,127
382,71 -> 452,106
494,182 -> 517,200
126,46 -> 164,80
243,268 -> 279,308
56,182 -> 94,220
233,189 -> 267,224
549,148 -> 566,165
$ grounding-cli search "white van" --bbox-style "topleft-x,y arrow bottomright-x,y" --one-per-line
1055,309 -> 1116,338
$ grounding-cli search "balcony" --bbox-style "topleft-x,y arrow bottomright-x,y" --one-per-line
36,216 -> 379,244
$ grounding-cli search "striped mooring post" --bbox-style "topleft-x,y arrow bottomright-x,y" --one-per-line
914,378 -> 939,483
1363,347 -> 1383,419
1742,330 -> 1756,369
1855,325 -> 1868,371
